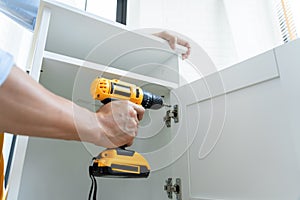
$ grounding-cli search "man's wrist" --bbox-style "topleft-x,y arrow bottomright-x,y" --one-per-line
69,102 -> 103,145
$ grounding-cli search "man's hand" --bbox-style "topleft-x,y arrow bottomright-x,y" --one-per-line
94,101 -> 145,148
153,31 -> 191,60
0,67 -> 144,149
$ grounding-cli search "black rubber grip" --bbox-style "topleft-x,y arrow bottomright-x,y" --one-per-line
116,148 -> 135,156
141,90 -> 163,110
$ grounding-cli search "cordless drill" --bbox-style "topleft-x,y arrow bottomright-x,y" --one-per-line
89,77 -> 167,179
90,77 -> 165,109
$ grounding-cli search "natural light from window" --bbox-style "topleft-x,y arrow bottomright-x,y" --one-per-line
289,0 -> 300,36
56,0 -> 117,22
86,0 -> 117,22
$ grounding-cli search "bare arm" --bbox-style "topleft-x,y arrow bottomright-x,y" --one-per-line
0,66 -> 144,148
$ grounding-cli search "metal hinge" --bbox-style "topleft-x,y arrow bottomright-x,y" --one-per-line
164,105 -> 179,128
164,178 -> 182,200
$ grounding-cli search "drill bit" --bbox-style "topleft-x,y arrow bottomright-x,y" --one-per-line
163,104 -> 172,108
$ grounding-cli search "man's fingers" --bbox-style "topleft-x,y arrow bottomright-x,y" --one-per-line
176,37 -> 191,59
130,102 -> 145,121
177,37 -> 190,48
168,36 -> 177,50
129,108 -> 139,123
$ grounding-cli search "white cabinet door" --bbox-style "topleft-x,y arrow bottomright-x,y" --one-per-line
169,40 -> 300,200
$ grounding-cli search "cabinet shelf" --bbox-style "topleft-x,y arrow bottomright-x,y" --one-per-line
43,51 -> 178,88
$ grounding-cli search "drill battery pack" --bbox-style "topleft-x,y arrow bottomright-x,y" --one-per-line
89,147 -> 150,178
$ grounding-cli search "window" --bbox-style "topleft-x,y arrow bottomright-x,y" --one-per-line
56,0 -> 126,24
85,0 -> 118,23
0,0 -> 39,30
53,0 -> 117,21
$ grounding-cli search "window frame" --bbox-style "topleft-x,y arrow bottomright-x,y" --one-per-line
116,0 -> 127,25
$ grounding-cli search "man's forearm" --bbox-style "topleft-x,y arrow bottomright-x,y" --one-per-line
0,66 -> 144,148
0,66 -> 84,141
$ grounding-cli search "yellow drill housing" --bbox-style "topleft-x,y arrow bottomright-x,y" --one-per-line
90,78 -> 144,105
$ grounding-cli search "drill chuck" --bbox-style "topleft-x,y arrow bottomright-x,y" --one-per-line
141,90 -> 163,109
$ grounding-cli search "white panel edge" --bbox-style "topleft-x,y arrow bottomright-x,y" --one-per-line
174,49 -> 280,106
30,7 -> 51,80
43,51 -> 178,89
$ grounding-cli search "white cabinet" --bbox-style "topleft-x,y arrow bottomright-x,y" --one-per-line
10,1 -> 184,200
8,1 -> 300,200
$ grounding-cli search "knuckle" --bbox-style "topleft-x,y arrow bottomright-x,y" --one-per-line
129,109 -> 137,117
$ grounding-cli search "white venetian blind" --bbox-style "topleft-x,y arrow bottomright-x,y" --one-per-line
276,0 -> 298,43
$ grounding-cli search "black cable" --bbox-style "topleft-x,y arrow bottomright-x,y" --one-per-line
92,175 -> 97,200
4,134 -> 16,188
88,173 -> 94,200
88,158 -> 98,200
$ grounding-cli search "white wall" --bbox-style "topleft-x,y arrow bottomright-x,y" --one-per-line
223,0 -> 283,63
127,0 -> 238,70
54,0 -> 85,9
127,0 -> 284,71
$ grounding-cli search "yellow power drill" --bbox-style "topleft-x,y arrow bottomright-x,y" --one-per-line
89,77 -> 167,179
90,77 -> 166,110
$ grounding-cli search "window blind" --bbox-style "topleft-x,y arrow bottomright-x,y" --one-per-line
276,0 -> 298,43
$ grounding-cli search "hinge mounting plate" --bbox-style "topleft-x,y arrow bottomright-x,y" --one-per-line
164,105 -> 179,128
164,178 -> 182,200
